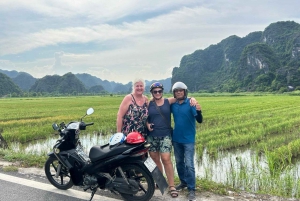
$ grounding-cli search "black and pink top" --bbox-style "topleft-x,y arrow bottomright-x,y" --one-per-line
121,94 -> 148,136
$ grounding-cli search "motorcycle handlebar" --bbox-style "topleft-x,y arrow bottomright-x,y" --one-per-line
85,122 -> 94,126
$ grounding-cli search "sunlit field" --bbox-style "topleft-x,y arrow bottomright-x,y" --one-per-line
0,96 -> 122,142
1,93 -> 300,197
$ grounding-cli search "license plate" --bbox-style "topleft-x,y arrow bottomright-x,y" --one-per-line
144,157 -> 157,172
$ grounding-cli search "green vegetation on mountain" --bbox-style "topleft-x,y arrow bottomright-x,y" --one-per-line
0,69 -> 19,78
89,85 -> 105,93
12,72 -> 37,91
237,43 -> 280,91
75,73 -> 117,93
1,21 -> 300,95
0,73 -> 22,96
172,21 -> 300,92
29,72 -> 87,94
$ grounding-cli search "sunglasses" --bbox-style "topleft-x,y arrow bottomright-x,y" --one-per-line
174,89 -> 184,93
152,90 -> 163,94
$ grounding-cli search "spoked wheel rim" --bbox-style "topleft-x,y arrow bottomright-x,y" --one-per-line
118,164 -> 155,201
45,157 -> 73,190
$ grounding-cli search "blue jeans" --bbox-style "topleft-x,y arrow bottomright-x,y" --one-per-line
173,141 -> 195,191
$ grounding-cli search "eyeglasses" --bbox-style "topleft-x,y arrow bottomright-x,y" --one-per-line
174,89 -> 184,93
152,90 -> 163,94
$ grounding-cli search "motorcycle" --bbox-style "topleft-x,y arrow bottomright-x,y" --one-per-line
45,108 -> 168,201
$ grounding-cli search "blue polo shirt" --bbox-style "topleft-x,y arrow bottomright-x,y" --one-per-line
171,98 -> 197,143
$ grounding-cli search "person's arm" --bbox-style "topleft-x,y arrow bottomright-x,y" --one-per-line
168,97 -> 197,106
189,97 -> 197,106
116,95 -> 131,132
145,97 -> 153,132
168,97 -> 176,104
195,110 -> 203,123
146,121 -> 154,131
195,102 -> 203,123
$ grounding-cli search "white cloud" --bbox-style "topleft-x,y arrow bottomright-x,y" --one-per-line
1,0 -> 300,83
0,60 -> 16,68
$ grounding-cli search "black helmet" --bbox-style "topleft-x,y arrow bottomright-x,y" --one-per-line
150,82 -> 164,92
172,81 -> 188,98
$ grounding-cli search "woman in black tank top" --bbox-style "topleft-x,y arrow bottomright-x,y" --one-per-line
146,82 -> 178,198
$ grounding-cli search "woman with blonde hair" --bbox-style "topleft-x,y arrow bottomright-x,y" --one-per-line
117,78 -> 149,136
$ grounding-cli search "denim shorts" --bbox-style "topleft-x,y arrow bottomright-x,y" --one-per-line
147,135 -> 172,153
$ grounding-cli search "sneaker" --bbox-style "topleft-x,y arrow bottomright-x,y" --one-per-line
175,183 -> 187,191
187,190 -> 196,201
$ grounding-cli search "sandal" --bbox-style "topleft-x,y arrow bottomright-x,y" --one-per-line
169,186 -> 179,198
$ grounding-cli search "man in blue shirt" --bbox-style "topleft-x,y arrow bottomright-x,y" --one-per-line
171,82 -> 203,201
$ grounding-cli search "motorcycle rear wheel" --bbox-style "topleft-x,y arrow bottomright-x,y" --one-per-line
44,157 -> 74,190
118,164 -> 155,201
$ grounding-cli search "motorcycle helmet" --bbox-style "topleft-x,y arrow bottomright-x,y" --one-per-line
172,81 -> 188,98
149,82 -> 164,92
109,132 -> 126,146
126,131 -> 145,144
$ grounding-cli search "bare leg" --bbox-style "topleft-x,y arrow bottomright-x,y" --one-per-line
149,151 -> 163,173
160,152 -> 175,187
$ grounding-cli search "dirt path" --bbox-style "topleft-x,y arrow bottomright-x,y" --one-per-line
0,160 -> 298,201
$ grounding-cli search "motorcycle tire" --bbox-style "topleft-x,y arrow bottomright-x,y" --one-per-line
44,157 -> 74,190
118,164 -> 155,201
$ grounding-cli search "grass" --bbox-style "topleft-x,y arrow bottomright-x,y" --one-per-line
0,149 -> 47,168
2,165 -> 19,172
1,93 -> 300,198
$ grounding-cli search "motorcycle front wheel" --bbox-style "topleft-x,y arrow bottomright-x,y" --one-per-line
44,157 -> 74,190
118,164 -> 155,201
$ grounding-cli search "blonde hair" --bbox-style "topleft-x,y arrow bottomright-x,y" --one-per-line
132,78 -> 145,93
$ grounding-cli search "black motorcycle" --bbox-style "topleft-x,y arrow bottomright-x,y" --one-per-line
45,108 -> 167,201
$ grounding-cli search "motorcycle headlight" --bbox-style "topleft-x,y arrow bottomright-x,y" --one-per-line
54,148 -> 60,153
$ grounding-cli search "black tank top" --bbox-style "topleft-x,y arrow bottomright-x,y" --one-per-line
147,98 -> 172,137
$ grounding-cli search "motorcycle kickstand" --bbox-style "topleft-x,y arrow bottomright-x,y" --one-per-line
89,188 -> 97,201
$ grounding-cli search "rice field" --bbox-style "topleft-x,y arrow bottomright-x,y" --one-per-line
1,93 -> 300,197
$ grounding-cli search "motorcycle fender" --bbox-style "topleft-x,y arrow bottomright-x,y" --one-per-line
144,157 -> 168,195
47,152 -> 55,157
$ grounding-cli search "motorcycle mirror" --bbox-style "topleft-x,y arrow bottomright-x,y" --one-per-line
52,123 -> 59,131
86,108 -> 94,115
81,108 -> 94,121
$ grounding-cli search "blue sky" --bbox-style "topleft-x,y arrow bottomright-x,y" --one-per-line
0,0 -> 299,84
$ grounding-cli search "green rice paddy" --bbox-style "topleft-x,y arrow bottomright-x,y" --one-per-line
1,93 -> 300,198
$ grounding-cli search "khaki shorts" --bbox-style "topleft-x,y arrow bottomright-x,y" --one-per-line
147,135 -> 172,153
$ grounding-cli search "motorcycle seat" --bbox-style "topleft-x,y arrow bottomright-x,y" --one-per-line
89,143 -> 136,162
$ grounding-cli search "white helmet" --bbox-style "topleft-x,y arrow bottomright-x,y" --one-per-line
109,132 -> 126,146
172,81 -> 188,98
